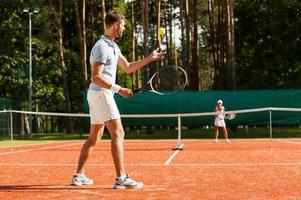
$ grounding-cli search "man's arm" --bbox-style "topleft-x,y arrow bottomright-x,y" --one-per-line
118,48 -> 164,74
91,61 -> 112,89
91,61 -> 132,98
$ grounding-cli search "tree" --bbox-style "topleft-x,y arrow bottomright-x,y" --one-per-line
208,0 -> 235,90
101,0 -> 106,32
141,0 -> 150,83
225,0 -> 235,89
235,0 -> 301,89
2,0 -> 301,115
178,0 -> 186,70
184,0 -> 191,88
130,0 -> 138,89
72,0 -> 88,90
49,0 -> 71,113
166,0 -> 176,65
88,0 -> 97,42
190,0 -> 200,90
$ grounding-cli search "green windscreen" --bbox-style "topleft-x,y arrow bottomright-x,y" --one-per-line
111,90 -> 301,126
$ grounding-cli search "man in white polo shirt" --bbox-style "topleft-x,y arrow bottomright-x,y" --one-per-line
71,11 -> 164,189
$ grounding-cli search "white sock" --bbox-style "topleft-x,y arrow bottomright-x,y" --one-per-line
118,174 -> 127,180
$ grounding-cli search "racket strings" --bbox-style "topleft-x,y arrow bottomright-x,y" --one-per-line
152,65 -> 187,94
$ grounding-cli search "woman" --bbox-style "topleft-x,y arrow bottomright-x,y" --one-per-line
214,100 -> 230,143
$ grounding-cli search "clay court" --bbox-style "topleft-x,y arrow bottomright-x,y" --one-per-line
0,139 -> 301,199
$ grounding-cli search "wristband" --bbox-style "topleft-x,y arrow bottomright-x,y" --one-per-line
110,84 -> 121,93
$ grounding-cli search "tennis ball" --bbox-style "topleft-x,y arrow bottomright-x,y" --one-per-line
159,27 -> 166,35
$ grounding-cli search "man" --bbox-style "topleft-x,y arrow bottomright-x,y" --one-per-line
214,100 -> 230,143
71,11 -> 164,189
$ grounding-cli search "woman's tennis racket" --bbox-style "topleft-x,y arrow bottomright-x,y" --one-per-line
133,65 -> 188,95
225,113 -> 236,120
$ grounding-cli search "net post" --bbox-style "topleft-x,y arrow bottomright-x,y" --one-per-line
269,109 -> 272,139
10,111 -> 13,148
269,109 -> 273,149
174,114 -> 183,150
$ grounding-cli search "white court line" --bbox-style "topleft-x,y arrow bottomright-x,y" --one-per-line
1,162 -> 301,167
167,162 -> 301,167
164,144 -> 184,165
0,142 -> 82,156
276,139 -> 301,145
0,141 -> 66,149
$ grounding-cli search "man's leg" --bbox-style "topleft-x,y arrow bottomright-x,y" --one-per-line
77,124 -> 104,173
71,124 -> 104,186
105,119 -> 125,177
105,118 -> 143,189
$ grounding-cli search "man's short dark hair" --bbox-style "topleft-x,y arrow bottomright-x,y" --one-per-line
105,11 -> 125,28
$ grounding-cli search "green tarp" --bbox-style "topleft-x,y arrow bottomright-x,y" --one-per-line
83,90 -> 301,126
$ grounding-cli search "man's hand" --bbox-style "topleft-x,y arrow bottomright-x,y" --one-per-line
148,48 -> 165,61
118,87 -> 133,98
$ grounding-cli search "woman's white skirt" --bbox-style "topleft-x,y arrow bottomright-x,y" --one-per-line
214,117 -> 226,127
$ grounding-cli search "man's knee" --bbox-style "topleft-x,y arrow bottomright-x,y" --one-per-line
86,137 -> 98,146
111,129 -> 124,140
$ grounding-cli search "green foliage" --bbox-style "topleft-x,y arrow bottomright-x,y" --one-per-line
1,0 -> 301,113
0,6 -> 28,106
235,0 -> 301,89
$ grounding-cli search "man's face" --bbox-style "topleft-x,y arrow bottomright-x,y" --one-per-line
114,20 -> 125,38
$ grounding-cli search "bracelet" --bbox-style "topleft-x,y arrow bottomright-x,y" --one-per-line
111,84 -> 121,93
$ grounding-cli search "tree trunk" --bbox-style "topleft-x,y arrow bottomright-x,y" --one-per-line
135,38 -> 139,88
131,1 -> 136,89
163,1 -> 170,63
225,0 -> 235,89
156,0 -> 163,69
156,0 -> 161,49
101,0 -> 106,33
184,0 -> 191,89
110,0 -> 114,9
191,0 -> 200,90
220,1 -> 226,89
167,0 -> 174,65
49,0 -> 71,113
49,0 -> 73,132
72,0 -> 88,90
212,0 -> 223,89
82,0 -> 87,86
89,0 -> 97,42
208,0 -> 218,89
141,0 -> 150,84
209,0 -> 235,90
179,1 -> 186,68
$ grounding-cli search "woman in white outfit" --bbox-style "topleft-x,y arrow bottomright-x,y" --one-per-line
214,100 -> 230,143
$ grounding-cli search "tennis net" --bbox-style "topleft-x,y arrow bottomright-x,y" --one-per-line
1,107 -> 301,149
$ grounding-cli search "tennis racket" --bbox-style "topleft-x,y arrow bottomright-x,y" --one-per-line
224,113 -> 236,120
133,65 -> 188,95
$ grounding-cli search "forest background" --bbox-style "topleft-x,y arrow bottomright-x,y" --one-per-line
0,0 -> 301,113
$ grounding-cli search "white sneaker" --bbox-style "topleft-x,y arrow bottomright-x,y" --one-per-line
71,174 -> 93,186
113,174 -> 143,189
215,139 -> 218,143
226,139 -> 230,143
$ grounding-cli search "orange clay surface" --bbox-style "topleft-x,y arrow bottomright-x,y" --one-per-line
0,139 -> 301,200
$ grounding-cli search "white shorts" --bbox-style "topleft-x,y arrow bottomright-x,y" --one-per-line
87,89 -> 120,124
214,118 -> 226,127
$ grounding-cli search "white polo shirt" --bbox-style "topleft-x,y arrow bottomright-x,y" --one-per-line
89,35 -> 122,91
